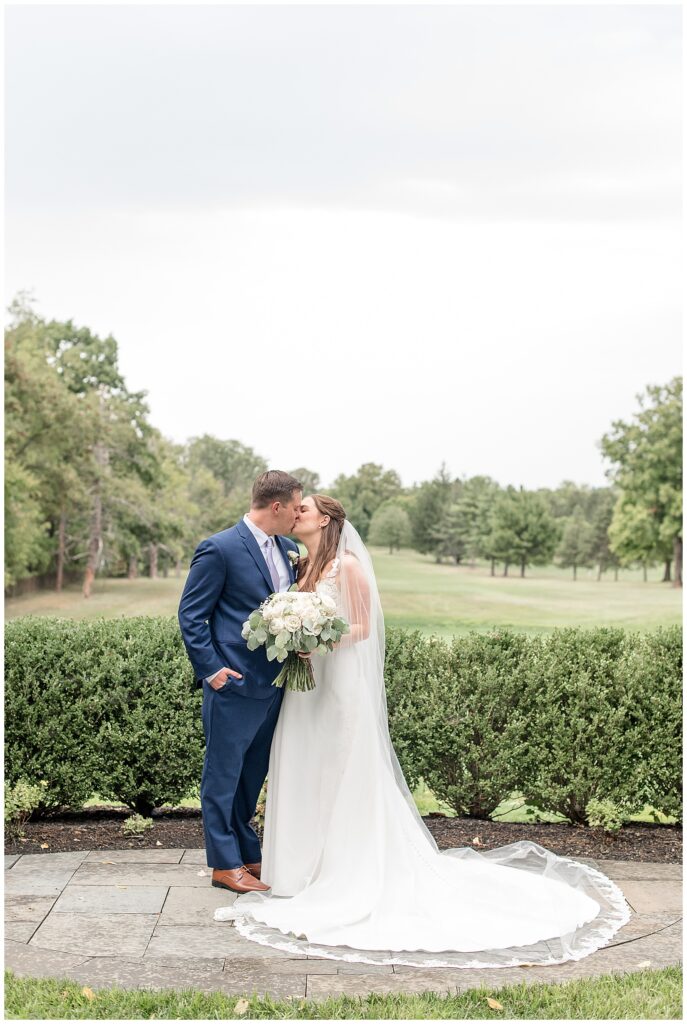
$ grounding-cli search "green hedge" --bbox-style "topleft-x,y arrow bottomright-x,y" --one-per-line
385,625 -> 682,823
516,628 -> 683,823
4,617 -> 203,815
386,628 -> 534,819
4,617 -> 682,823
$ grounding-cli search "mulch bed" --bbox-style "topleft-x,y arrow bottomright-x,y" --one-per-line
424,814 -> 682,864
5,806 -> 682,863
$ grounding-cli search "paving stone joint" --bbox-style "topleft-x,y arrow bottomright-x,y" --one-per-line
4,850 -> 682,999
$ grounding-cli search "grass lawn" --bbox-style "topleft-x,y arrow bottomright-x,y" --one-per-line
5,548 -> 681,637
85,784 -> 678,826
4,966 -> 682,1019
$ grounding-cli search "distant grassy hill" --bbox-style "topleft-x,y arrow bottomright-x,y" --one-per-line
5,547 -> 681,635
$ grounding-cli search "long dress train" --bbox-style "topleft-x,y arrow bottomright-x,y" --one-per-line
215,529 -> 631,969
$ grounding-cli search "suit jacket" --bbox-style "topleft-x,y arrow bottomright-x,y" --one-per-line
178,519 -> 300,699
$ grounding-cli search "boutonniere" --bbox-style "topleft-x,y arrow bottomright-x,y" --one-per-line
287,550 -> 300,568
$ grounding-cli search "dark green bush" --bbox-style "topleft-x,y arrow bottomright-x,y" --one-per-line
384,627 -> 451,790
516,627 -> 649,823
4,617 -> 682,823
5,618 -> 111,810
91,617 -> 204,815
614,627 -> 682,819
385,624 -> 682,824
520,626 -> 682,823
387,628 -> 537,819
5,617 -> 202,815
426,629 -> 533,819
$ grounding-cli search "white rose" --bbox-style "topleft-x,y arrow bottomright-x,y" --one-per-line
320,595 -> 336,615
284,614 -> 302,633
269,617 -> 286,634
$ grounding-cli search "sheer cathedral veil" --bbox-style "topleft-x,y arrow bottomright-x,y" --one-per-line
216,519 -> 632,969
335,519 -> 439,848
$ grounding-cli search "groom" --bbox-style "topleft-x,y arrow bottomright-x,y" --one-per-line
178,470 -> 302,894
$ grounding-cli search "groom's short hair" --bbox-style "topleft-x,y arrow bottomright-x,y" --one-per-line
251,470 -> 303,509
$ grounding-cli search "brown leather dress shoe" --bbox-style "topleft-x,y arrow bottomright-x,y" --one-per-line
212,866 -> 270,894
244,862 -> 261,879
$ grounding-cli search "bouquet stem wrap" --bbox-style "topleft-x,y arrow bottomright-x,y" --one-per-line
272,652 -> 316,691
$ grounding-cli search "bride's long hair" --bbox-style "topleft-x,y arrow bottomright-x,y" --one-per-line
296,495 -> 346,591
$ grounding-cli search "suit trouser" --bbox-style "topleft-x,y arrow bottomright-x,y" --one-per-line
200,681 -> 284,870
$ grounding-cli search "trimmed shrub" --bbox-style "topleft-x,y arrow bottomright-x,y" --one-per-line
5,617 -> 203,815
5,618 -> 110,810
428,629 -> 534,819
384,627 -> 451,790
4,617 -> 682,823
387,628 -> 533,819
92,617 -> 204,815
385,624 -> 682,824
516,626 -> 682,824
613,627 -> 682,819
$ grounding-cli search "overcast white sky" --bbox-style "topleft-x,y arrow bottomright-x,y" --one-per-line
5,4 -> 682,491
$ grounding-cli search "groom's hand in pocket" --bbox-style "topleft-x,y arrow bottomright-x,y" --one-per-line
209,667 -> 243,690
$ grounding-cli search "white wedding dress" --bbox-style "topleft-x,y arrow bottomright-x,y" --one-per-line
215,522 -> 631,969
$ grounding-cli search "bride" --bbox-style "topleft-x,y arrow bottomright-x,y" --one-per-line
214,495 -> 631,969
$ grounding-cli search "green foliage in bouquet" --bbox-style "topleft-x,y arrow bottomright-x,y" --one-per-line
242,590 -> 350,691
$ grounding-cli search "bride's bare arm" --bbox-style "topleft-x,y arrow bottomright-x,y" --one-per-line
336,552 -> 370,645
297,553 -> 371,658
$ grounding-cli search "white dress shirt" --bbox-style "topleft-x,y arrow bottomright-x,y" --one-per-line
206,515 -> 291,684
241,514 -> 291,592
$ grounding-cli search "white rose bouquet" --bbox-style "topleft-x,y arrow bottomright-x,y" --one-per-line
241,588 -> 350,691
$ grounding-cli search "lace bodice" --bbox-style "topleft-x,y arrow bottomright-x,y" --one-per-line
315,557 -> 340,605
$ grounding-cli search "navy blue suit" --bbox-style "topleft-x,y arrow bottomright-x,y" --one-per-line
178,519 -> 299,869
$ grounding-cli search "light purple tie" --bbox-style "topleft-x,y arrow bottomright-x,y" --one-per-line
264,537 -> 281,593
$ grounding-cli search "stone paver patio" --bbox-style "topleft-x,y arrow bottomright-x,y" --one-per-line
4,849 -> 682,1001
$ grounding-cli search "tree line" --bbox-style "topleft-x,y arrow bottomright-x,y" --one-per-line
5,297 -> 682,592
